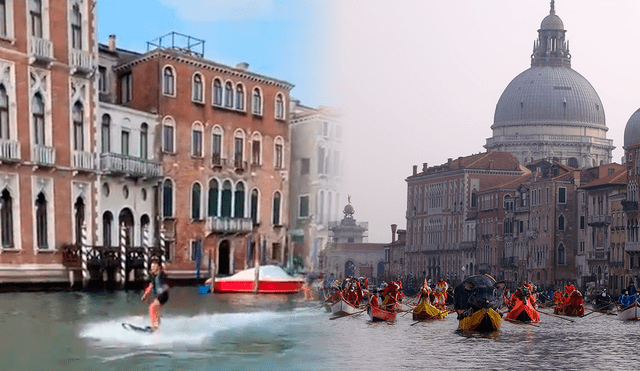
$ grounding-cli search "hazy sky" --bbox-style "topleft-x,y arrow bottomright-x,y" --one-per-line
98,0 -> 640,244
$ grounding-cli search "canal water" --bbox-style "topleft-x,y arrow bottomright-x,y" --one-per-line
2,287 -> 640,370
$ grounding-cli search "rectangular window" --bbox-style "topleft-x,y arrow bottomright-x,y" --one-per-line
30,0 -> 42,38
212,134 -> 222,165
192,129 -> 202,157
121,130 -> 129,156
546,187 -> 549,203
558,187 -> 566,204
74,121 -> 83,151
301,158 -> 310,175
190,239 -> 202,262
580,215 -> 585,229
163,125 -> 174,153
0,1 -> 6,37
234,137 -> 243,168
322,122 -> 329,137
120,73 -> 132,103
299,195 -> 309,218
98,66 -> 107,93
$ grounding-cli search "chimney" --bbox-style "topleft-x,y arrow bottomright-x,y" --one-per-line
108,34 -> 116,51
489,160 -> 494,170
573,170 -> 580,187
413,165 -> 417,175
448,158 -> 452,167
236,62 -> 249,70
422,162 -> 428,172
391,224 -> 397,243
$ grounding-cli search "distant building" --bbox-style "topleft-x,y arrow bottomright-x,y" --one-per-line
101,32 -> 294,279
289,101 -> 344,271
485,2 -> 614,167
383,224 -> 406,283
319,202 -> 384,280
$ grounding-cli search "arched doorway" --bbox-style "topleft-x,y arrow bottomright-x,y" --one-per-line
118,208 -> 134,247
345,260 -> 355,278
218,240 -> 231,276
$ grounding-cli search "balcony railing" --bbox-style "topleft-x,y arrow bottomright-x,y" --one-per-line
100,153 -> 162,178
32,145 -> 56,166
525,229 -> 538,239
73,150 -> 95,171
30,37 -> 53,61
0,139 -> 20,161
211,156 -> 226,168
207,216 -> 253,234
626,241 -> 640,252
588,214 -> 612,226
70,49 -> 93,73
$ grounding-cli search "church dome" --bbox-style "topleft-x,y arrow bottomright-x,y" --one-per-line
493,66 -> 606,129
624,108 -> 640,147
540,13 -> 564,30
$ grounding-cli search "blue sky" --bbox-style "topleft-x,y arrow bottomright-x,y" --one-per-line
96,0 -> 334,108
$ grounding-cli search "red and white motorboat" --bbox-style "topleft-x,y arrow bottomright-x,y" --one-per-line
212,265 -> 304,294
331,298 -> 358,316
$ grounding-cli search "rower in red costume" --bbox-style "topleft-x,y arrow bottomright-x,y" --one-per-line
564,283 -> 576,295
434,277 -> 448,310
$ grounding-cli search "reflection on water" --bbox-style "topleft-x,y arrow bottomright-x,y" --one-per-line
2,288 -> 640,370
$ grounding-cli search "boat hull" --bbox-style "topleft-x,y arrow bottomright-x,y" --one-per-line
618,301 -> 640,321
214,280 -> 303,294
368,305 -> 397,322
458,308 -> 502,332
331,298 -> 358,316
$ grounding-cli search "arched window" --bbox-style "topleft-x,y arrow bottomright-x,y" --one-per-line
101,114 -> 110,152
0,189 -> 13,248
274,137 -> 283,169
208,179 -> 219,217
234,130 -> 244,169
35,192 -> 47,249
251,133 -> 261,165
163,66 -> 174,95
275,93 -> 284,119
0,84 -> 8,139
234,182 -> 245,218
33,93 -> 45,145
221,180 -> 232,217
558,214 -> 565,231
162,117 -> 174,153
162,179 -> 173,217
192,73 -> 203,102
252,88 -> 261,115
224,81 -> 233,107
102,211 -> 113,248
192,123 -> 203,157
73,101 -> 84,151
213,79 -> 222,106
140,214 -> 150,246
235,84 -> 244,110
191,182 -> 201,220
250,189 -> 258,225
74,197 -> 85,246
71,4 -> 82,49
317,190 -> 324,224
272,191 -> 281,225
140,123 -> 148,159
30,0 -> 43,38
558,243 -> 566,265
212,126 -> 223,165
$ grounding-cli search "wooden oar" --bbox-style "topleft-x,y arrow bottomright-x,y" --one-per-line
589,307 -> 619,319
329,308 -> 367,320
538,310 -> 575,322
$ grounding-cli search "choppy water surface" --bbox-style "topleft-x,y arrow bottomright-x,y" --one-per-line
2,288 -> 640,370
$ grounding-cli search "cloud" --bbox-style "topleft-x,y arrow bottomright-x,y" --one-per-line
159,0 -> 282,21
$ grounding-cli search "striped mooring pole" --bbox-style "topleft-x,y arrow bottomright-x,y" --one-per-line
143,225 -> 150,280
81,223 -> 89,287
159,226 -> 166,266
120,222 -> 127,287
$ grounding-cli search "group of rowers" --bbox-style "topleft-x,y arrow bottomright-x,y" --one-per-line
549,283 -> 585,316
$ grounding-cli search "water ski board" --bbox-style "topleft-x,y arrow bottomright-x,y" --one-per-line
121,323 -> 154,333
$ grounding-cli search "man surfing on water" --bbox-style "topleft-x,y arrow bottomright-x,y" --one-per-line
141,258 -> 170,332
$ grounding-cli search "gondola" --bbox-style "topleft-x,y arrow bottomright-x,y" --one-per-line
367,305 -> 397,322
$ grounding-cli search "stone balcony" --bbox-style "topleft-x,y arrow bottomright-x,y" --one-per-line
588,214 -> 612,226
30,37 -> 54,62
100,153 -> 162,178
207,216 -> 253,234
32,145 -> 56,166
70,49 -> 93,74
73,150 -> 95,171
0,139 -> 20,162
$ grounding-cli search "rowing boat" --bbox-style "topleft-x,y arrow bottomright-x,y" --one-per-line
331,298 -> 358,316
368,305 -> 397,322
618,301 -> 640,321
